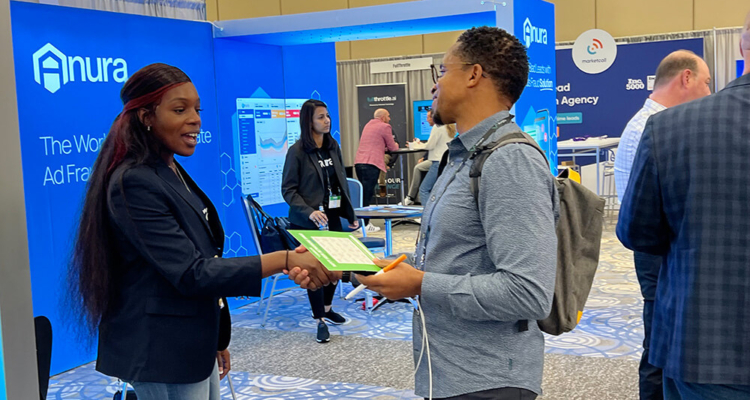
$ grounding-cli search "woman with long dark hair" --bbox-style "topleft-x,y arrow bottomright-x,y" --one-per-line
69,63 -> 333,400
282,99 -> 358,343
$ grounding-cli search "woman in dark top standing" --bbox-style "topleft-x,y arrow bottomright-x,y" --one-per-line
282,99 -> 359,343
68,64 -> 332,400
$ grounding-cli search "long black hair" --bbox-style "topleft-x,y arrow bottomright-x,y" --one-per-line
299,99 -> 335,153
68,63 -> 191,339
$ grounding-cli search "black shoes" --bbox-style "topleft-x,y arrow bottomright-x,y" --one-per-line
315,311 -> 347,343
316,320 -> 330,343
323,310 -> 347,325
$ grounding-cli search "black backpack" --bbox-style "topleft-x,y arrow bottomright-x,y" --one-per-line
439,129 -> 605,335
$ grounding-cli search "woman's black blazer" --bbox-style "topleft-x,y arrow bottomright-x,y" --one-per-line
281,140 -> 356,229
97,159 -> 262,384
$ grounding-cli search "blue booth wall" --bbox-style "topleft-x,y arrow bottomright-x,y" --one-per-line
514,0 -> 557,173
556,38 -> 703,165
213,38 -> 340,296
11,1 -> 220,374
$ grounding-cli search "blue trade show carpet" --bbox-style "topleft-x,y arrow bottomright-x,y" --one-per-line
231,284 -> 414,341
233,224 -> 644,361
48,219 -> 641,399
46,362 -> 419,400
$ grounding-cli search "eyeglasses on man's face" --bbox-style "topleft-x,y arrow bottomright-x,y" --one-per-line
430,63 -> 488,84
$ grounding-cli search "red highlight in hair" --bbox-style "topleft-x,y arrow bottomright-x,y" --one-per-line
107,82 -> 187,174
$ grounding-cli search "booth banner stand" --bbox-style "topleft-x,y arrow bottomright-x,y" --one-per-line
356,83 -> 407,203
513,0 -> 558,174
10,1 -> 222,375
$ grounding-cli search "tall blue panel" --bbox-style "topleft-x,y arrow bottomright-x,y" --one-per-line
514,0 -> 557,174
281,43 -> 340,146
11,1 -> 219,374
213,39 -> 287,271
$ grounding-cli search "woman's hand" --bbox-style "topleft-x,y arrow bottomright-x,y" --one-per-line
348,220 -> 360,230
309,210 -> 328,228
216,349 -> 230,380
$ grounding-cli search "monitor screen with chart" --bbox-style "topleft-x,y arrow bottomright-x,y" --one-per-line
235,97 -> 307,206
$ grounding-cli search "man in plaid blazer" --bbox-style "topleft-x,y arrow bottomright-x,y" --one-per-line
617,14 -> 750,399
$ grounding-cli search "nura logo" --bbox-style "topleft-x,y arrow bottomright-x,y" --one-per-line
32,43 -> 128,94
587,38 -> 603,55
523,18 -> 548,49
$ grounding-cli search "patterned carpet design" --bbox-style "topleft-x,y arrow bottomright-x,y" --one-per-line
48,219 -> 644,399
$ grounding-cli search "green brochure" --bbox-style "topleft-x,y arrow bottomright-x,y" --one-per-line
289,230 -> 381,272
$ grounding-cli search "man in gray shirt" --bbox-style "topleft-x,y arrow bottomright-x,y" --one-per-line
357,27 -> 559,399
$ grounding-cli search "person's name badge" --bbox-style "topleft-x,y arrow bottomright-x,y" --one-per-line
328,195 -> 341,209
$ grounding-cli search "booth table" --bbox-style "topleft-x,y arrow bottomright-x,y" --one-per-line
557,138 -> 620,196
386,148 -> 428,203
355,206 -> 423,256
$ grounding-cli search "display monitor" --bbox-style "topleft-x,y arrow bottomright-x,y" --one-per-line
413,100 -> 433,141
235,97 -> 307,206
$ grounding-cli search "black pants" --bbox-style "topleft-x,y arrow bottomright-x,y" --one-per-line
290,218 -> 342,320
355,163 -> 381,225
634,251 -> 664,400
433,387 -> 537,400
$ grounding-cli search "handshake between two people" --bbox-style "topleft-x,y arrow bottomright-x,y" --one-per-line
283,245 -> 341,291
286,249 -> 425,299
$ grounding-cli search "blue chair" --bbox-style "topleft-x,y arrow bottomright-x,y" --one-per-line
342,178 -> 386,255
338,178 -> 384,310
241,195 -> 298,327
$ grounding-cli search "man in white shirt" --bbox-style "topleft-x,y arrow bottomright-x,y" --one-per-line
613,50 -> 711,400
402,110 -> 454,205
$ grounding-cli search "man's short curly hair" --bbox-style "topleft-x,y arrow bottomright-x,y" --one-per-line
454,26 -> 529,104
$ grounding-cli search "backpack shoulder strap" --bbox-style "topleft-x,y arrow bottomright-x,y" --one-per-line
437,150 -> 450,178
469,130 -> 549,201
468,130 -> 549,334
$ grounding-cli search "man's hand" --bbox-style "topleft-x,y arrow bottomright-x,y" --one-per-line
348,220 -> 360,230
355,259 -> 424,300
216,349 -> 230,380
284,246 -> 341,290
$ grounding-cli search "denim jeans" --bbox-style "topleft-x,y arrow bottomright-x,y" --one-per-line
664,377 -> 750,400
355,163 -> 381,224
634,251 -> 664,400
130,361 -> 220,400
408,159 -> 433,200
418,161 -> 439,205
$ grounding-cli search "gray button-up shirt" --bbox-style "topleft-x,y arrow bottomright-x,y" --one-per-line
413,110 -> 559,398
